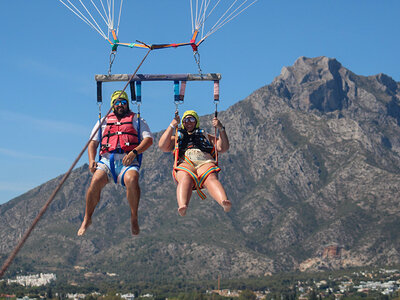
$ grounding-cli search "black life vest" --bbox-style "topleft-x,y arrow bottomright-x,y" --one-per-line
177,128 -> 214,157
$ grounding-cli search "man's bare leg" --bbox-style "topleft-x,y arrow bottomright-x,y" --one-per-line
77,170 -> 108,236
124,170 -> 141,235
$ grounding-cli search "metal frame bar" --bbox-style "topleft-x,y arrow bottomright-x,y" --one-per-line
95,73 -> 222,82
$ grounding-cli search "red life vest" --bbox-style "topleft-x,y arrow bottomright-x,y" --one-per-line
100,111 -> 139,155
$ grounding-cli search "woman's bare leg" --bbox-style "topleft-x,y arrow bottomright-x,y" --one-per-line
175,163 -> 195,216
198,163 -> 231,212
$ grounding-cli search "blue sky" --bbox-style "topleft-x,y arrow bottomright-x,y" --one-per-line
1,0 -> 400,204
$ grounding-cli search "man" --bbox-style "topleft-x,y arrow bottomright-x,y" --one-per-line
77,90 -> 153,236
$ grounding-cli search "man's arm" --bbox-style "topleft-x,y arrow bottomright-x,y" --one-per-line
122,137 -> 153,166
135,137 -> 153,154
88,140 -> 99,173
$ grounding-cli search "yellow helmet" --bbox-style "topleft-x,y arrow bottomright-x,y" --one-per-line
110,90 -> 129,107
182,110 -> 200,129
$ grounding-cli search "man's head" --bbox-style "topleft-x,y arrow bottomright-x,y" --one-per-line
111,90 -> 130,117
182,110 -> 199,131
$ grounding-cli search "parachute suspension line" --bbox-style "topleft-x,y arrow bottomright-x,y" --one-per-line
190,0 -> 201,33
196,0 -> 207,36
193,0 -> 199,29
193,0 -> 221,32
206,0 -> 240,34
96,0 -> 122,36
57,0 -> 125,41
203,0 -> 258,40
200,0 -> 213,38
190,0 -> 258,44
89,0 -> 111,31
75,0 -> 108,36
0,48 -> 152,280
101,0 -> 112,37
190,0 -> 195,33
98,0 -> 111,28
58,0 -> 108,39
213,0 -> 241,27
194,0 -> 210,37
116,0 -> 124,36
111,0 -> 115,34
99,0 -> 118,37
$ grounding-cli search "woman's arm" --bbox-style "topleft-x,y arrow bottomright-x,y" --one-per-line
158,115 -> 180,152
211,117 -> 229,153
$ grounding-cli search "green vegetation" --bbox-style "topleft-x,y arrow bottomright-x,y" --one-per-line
2,266 -> 400,300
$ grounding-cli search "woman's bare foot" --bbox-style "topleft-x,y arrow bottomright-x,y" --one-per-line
131,216 -> 140,235
77,218 -> 92,236
222,200 -> 231,212
178,205 -> 188,216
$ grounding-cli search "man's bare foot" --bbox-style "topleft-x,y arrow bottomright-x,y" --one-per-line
131,217 -> 140,235
178,205 -> 187,216
222,200 -> 231,212
77,218 -> 92,236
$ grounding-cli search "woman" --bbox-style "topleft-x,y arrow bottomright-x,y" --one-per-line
158,110 -> 231,216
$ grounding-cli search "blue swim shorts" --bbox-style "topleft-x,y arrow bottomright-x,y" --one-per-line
97,154 -> 139,186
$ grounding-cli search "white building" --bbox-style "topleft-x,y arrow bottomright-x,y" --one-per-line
121,293 -> 135,300
8,273 -> 56,287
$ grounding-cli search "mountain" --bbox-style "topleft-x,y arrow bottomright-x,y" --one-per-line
1,56 -> 400,284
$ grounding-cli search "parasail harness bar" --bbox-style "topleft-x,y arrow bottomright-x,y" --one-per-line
95,73 -> 221,83
96,73 -> 221,107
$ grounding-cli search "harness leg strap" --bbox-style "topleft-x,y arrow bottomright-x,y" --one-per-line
109,152 -> 118,184
198,165 -> 221,189
173,166 -> 207,200
120,165 -> 140,187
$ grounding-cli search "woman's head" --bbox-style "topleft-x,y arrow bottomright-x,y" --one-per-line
181,110 -> 200,131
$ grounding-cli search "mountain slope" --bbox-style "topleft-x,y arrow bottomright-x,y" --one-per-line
1,56 -> 400,283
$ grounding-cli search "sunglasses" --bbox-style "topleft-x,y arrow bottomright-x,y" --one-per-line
114,100 -> 128,106
183,116 -> 196,123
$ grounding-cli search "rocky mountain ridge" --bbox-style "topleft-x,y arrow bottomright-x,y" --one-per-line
1,56 -> 400,283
